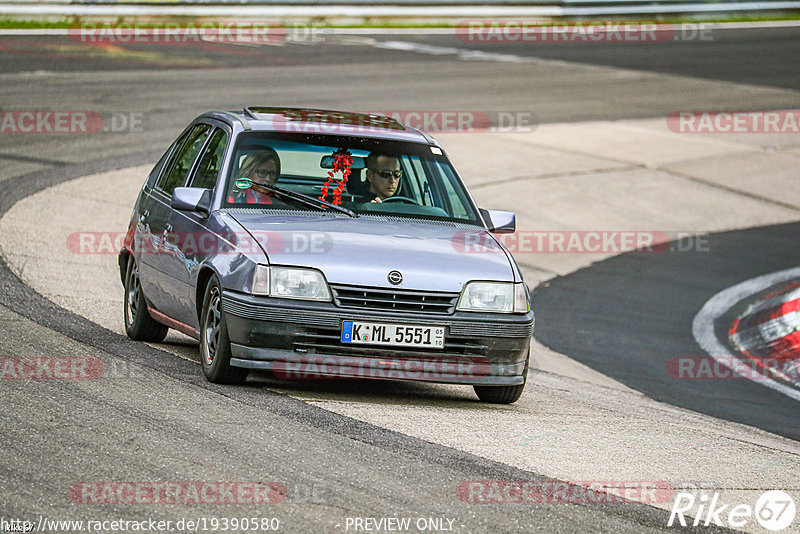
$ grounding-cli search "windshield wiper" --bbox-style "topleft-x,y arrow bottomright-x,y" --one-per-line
254,183 -> 358,218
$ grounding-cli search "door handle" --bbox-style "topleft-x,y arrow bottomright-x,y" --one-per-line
160,224 -> 174,248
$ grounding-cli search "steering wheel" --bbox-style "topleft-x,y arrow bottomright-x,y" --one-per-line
381,196 -> 420,205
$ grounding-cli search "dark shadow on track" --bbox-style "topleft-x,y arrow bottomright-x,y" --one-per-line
533,222 -> 800,441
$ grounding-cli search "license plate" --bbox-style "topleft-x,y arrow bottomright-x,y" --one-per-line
341,321 -> 445,349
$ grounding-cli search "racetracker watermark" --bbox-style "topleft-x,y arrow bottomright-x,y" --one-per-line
69,482 -> 286,505
457,481 -> 674,504
0,110 -> 145,134
666,356 -> 800,380
456,20 -> 713,43
452,231 -> 710,254
68,22 -> 287,45
273,355 -> 491,382
0,356 -> 103,379
370,110 -> 537,133
667,110 -> 800,133
68,231 -> 332,255
267,109 -> 537,134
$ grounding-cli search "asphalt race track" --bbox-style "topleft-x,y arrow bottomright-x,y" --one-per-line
1,25 -> 799,533
406,26 -> 800,92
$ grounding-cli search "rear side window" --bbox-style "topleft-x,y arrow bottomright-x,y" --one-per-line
190,128 -> 228,189
146,145 -> 175,189
156,124 -> 212,195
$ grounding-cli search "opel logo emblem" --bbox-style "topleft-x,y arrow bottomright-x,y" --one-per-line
387,270 -> 403,285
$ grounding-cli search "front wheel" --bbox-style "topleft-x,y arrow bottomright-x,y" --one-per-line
473,348 -> 529,404
199,276 -> 248,385
124,255 -> 168,342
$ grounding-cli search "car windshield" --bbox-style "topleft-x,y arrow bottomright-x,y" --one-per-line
223,132 -> 481,224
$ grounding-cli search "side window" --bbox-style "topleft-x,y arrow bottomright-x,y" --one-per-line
427,161 -> 470,219
146,143 -> 176,189
156,124 -> 212,195
190,129 -> 228,189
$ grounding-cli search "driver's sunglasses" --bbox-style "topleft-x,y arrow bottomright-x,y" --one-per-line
255,168 -> 277,179
372,169 -> 403,180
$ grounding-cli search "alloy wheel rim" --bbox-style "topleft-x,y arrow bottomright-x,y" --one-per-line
126,262 -> 140,326
203,287 -> 221,365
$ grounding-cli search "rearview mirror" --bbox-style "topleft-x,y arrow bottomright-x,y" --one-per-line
320,155 -> 366,169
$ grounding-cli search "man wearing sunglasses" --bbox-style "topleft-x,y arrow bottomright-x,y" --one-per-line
362,153 -> 403,203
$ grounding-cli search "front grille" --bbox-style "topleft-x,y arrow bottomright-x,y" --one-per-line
331,285 -> 459,315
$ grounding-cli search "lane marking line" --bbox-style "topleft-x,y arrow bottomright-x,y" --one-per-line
371,39 -> 538,63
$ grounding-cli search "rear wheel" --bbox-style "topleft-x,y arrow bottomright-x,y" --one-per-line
473,348 -> 529,404
200,276 -> 248,384
124,255 -> 168,342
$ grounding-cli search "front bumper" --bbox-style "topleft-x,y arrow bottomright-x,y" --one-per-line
222,290 -> 534,386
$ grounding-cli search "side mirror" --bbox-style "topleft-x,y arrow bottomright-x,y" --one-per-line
171,187 -> 211,215
480,208 -> 516,234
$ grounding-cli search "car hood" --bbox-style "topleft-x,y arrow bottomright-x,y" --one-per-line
228,212 -> 514,292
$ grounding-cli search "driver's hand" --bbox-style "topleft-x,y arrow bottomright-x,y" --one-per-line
370,198 -> 382,203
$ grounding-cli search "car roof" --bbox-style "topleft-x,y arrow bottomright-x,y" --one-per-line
199,107 -> 441,146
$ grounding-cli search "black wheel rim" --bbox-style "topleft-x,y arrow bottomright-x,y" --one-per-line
202,286 -> 221,366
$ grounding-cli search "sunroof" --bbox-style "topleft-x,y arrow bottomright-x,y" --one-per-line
243,107 -> 406,131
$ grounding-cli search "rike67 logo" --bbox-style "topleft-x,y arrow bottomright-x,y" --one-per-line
668,490 -> 795,531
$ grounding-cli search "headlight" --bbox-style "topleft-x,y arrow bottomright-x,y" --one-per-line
251,265 -> 331,301
457,282 -> 529,313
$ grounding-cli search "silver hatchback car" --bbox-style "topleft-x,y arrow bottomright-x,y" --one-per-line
119,108 -> 533,403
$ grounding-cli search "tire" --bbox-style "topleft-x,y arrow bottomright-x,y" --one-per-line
124,255 -> 168,342
199,276 -> 248,384
473,348 -> 529,404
